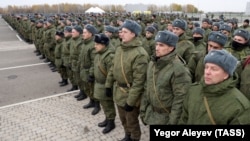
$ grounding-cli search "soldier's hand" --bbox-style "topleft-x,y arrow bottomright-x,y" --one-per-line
105,88 -> 113,97
124,103 -> 134,112
87,75 -> 95,83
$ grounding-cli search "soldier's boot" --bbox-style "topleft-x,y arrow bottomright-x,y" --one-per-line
98,118 -> 108,127
51,67 -> 57,72
83,99 -> 95,109
60,79 -> 68,87
119,134 -> 132,141
43,58 -> 50,63
39,55 -> 45,59
76,90 -> 87,101
67,85 -> 78,92
102,119 -> 115,134
91,101 -> 101,115
36,51 -> 41,56
131,139 -> 139,141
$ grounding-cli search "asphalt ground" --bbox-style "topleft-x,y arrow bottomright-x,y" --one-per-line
0,17 -> 149,141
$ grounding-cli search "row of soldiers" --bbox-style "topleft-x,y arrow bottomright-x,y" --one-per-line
3,13 -> 250,141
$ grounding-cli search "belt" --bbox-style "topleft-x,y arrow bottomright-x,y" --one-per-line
83,66 -> 90,69
117,83 -> 132,88
152,106 -> 171,114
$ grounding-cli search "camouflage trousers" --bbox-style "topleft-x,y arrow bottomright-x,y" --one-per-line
117,105 -> 141,140
100,100 -> 116,120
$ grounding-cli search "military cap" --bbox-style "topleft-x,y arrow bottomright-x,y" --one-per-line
105,25 -> 115,33
84,24 -> 97,35
219,24 -> 232,32
121,19 -> 142,36
94,33 -> 109,46
55,31 -> 64,38
172,19 -> 187,31
145,26 -> 156,34
64,26 -> 72,33
208,31 -> 228,46
204,49 -> 237,76
192,27 -> 205,37
73,25 -> 83,34
233,29 -> 250,41
46,18 -> 54,24
155,30 -> 179,47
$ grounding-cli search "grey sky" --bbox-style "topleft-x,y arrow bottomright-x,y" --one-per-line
1,0 -> 249,12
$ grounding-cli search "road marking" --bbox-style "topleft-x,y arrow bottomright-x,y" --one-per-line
16,34 -> 23,41
0,63 -> 49,71
8,25 -> 14,31
0,90 -> 80,109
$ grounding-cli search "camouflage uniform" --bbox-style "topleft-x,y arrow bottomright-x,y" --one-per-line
175,33 -> 195,64
140,50 -> 191,125
55,37 -> 68,81
179,76 -> 250,124
105,37 -> 149,140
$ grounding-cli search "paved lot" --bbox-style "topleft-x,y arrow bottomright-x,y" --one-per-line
0,18 -> 150,141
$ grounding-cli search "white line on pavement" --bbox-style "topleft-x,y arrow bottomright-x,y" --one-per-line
0,90 -> 80,109
0,63 -> 49,71
16,34 -> 23,41
8,25 -> 14,31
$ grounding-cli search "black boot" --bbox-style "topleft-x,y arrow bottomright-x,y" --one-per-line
83,99 -> 95,109
60,79 -> 68,87
98,118 -> 108,127
43,58 -> 50,63
102,119 -> 115,134
77,90 -> 87,101
67,85 -> 78,92
91,101 -> 101,115
36,51 -> 41,56
39,55 -> 45,59
119,134 -> 132,141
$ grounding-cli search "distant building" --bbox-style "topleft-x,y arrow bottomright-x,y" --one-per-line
246,2 -> 250,15
124,4 -> 148,13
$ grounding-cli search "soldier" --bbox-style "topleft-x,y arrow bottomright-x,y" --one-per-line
61,26 -> 74,87
240,56 -> 250,100
230,29 -> 250,61
187,31 -> 228,83
68,26 -> 83,92
105,20 -> 149,141
142,25 -> 156,57
43,19 -> 56,72
93,33 -> 116,134
79,24 -> 100,114
54,31 -> 68,86
192,27 -> 206,52
140,30 -> 191,125
239,19 -> 250,32
179,50 -> 250,125
219,23 -> 233,51
34,20 -> 44,57
172,18 -> 195,64
201,18 -> 212,43
104,25 -> 120,49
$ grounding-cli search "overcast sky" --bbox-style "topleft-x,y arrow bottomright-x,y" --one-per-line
0,0 -> 249,12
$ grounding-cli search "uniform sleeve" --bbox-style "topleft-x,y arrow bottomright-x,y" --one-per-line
187,54 -> 197,82
105,57 -> 115,88
183,42 -> 195,64
89,47 -> 96,77
168,63 -> 191,124
127,54 -> 149,106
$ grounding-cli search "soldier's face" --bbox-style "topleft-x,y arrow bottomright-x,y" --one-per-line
207,41 -> 223,52
120,28 -> 135,43
104,31 -> 112,38
94,43 -> 105,52
233,35 -> 247,44
71,29 -> 80,38
155,42 -> 174,57
172,27 -> 184,36
83,29 -> 92,40
145,31 -> 153,38
204,63 -> 229,85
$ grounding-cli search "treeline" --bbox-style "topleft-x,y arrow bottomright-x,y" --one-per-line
0,3 -> 201,14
